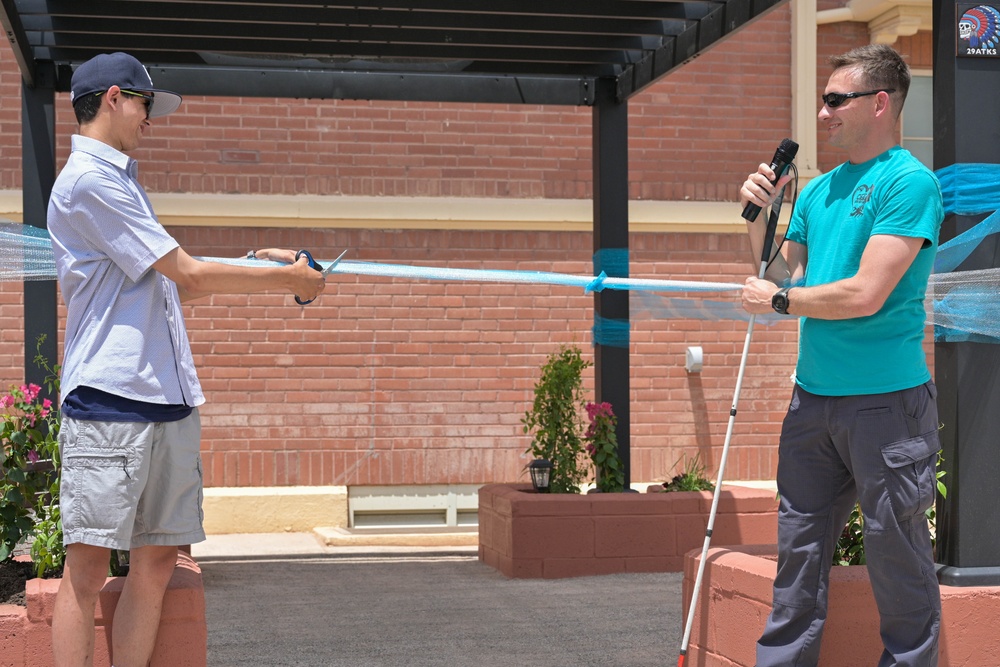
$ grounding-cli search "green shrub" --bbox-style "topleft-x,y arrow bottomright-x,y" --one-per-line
522,346 -> 591,494
1,336 -> 63,578
662,453 -> 715,492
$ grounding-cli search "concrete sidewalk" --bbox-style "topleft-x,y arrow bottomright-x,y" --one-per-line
193,533 -> 685,667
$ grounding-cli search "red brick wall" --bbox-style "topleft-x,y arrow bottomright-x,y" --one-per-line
1,13 -> 937,488
1,229 -> 795,487
174,227 -> 799,487
0,8 -> 793,199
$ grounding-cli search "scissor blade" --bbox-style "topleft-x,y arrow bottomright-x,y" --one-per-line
322,249 -> 349,275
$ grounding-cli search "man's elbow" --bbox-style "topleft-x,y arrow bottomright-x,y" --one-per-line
854,292 -> 889,318
170,266 -> 210,296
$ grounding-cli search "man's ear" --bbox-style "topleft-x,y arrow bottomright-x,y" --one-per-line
874,90 -> 893,119
103,85 -> 123,111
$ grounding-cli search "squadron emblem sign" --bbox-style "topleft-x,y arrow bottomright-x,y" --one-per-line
958,4 -> 1000,56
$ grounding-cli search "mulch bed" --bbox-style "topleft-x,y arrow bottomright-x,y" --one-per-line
0,559 -> 36,606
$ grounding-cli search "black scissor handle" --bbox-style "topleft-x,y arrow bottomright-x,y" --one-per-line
294,249 -> 324,305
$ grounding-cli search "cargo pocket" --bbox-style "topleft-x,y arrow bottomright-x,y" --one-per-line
63,451 -> 134,531
880,431 -> 939,520
60,419 -> 137,536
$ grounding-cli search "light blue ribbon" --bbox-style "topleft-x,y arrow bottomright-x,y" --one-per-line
932,163 -> 1000,342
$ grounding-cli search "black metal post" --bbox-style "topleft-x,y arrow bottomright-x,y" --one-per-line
592,78 -> 631,488
21,66 -> 58,391
932,0 -> 1000,586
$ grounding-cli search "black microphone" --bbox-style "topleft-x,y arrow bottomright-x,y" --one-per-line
742,138 -> 799,222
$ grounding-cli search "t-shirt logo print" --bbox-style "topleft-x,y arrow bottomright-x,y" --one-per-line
851,184 -> 873,217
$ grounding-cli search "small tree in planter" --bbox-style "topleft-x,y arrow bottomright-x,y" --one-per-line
521,346 -> 590,494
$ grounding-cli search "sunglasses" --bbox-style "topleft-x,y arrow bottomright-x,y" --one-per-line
96,89 -> 154,117
120,89 -> 154,117
821,89 -> 895,109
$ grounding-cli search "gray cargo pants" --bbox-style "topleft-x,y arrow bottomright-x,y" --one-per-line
756,382 -> 941,667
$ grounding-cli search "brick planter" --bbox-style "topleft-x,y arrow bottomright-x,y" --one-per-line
478,483 -> 778,579
0,551 -> 206,667
682,544 -> 1000,667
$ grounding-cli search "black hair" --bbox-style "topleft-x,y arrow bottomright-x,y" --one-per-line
73,93 -> 102,124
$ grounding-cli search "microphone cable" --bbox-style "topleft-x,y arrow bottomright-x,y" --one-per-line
764,161 -> 799,275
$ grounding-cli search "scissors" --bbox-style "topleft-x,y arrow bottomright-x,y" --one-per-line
294,248 -> 348,305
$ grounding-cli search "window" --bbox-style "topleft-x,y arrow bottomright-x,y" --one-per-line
902,73 -> 933,169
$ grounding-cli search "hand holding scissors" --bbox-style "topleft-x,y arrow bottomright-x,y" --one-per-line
294,249 -> 348,305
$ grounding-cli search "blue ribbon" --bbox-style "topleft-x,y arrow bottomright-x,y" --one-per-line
932,163 -> 1000,342
592,314 -> 630,348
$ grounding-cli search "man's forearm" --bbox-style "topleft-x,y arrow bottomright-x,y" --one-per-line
745,220 -> 790,284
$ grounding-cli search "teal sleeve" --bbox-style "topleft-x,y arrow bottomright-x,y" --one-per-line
871,168 -> 943,246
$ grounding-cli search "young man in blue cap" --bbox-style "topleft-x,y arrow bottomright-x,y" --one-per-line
48,52 -> 326,667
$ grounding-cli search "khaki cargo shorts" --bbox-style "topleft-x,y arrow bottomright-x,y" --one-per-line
58,410 -> 206,550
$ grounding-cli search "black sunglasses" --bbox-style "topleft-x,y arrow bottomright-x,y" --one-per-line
822,89 -> 895,109
120,89 -> 154,117
94,88 -> 154,117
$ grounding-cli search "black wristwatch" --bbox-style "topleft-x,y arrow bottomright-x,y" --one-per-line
771,287 -> 791,315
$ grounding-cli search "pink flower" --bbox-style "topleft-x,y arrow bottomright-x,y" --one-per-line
1,394 -> 13,409
27,450 -> 40,464
585,401 -> 614,421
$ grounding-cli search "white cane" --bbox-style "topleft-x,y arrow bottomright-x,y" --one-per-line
677,187 -> 787,667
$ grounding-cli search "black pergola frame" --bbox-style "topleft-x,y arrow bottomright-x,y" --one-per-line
3,0 -> 786,487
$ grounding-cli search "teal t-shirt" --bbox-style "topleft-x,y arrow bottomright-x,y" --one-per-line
785,146 -> 942,396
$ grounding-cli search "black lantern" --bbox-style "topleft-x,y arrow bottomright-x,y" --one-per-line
528,458 -> 553,493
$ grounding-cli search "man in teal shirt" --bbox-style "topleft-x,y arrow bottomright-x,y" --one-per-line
740,44 -> 943,666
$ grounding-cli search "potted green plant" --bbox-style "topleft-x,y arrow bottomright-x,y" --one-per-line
521,345 -> 590,494
480,346 -> 779,579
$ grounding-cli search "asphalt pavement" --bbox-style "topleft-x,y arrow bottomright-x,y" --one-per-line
193,535 -> 685,667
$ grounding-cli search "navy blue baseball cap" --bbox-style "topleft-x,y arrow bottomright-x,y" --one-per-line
70,52 -> 182,118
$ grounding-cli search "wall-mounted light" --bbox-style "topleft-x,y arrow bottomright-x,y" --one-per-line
685,346 -> 704,373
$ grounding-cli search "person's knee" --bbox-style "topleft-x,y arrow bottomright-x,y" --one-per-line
127,545 -> 179,582
62,543 -> 113,599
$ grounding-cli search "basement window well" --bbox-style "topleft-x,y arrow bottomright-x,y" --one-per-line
348,484 -> 480,530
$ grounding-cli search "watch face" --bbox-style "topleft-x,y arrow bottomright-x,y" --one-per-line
772,290 -> 788,314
